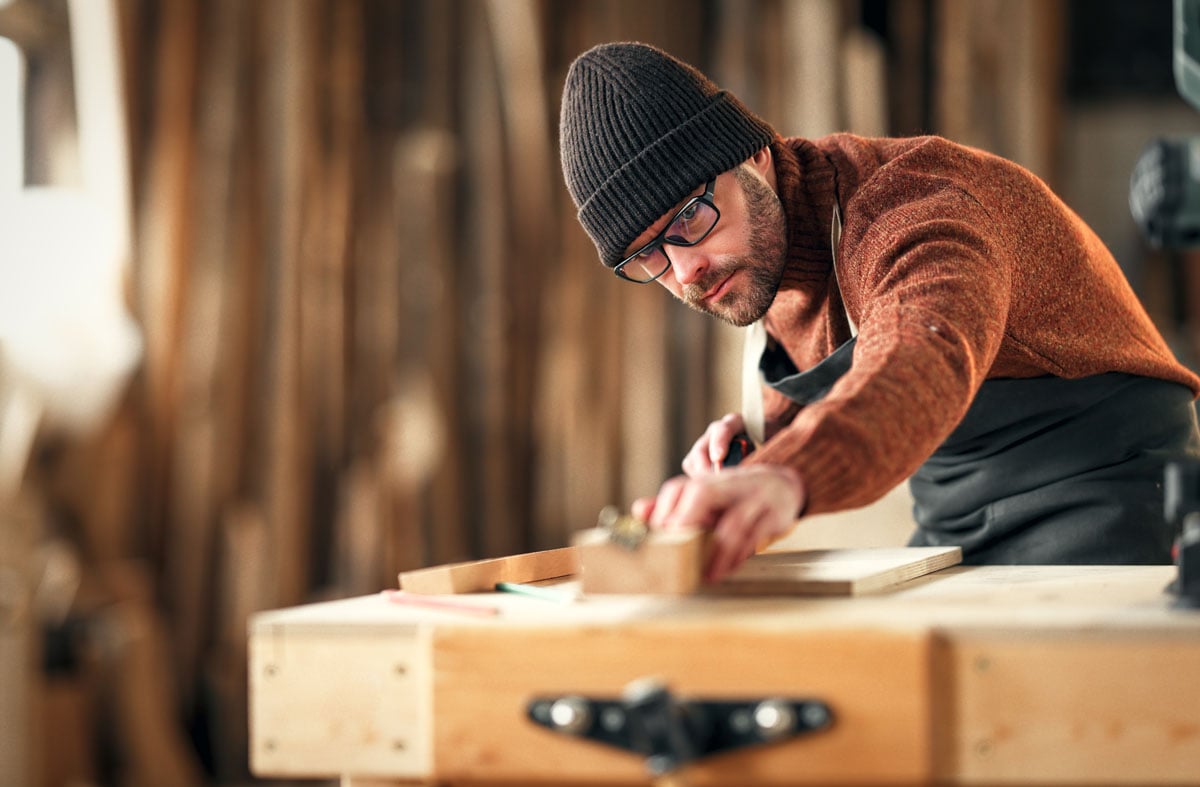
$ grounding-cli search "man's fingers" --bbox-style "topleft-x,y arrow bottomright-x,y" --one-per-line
630,496 -> 655,521
706,498 -> 768,582
647,476 -> 688,529
706,413 -> 745,467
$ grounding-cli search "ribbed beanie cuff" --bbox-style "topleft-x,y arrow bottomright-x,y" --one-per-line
559,42 -> 776,266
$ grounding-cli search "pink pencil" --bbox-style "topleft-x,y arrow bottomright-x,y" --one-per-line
381,589 -> 500,617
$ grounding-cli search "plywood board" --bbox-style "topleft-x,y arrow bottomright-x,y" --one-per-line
398,546 -> 576,594
715,546 -> 962,596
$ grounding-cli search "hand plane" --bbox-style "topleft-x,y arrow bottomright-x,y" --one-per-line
572,507 -> 709,595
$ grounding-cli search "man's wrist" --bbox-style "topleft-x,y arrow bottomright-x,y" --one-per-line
777,463 -> 807,518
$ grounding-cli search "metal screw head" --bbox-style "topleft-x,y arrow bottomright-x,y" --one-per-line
754,700 -> 797,740
549,696 -> 592,735
729,708 -> 754,735
600,706 -> 626,732
800,702 -> 830,728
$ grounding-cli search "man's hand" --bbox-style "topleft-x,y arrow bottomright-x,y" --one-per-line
631,464 -> 806,583
682,412 -> 748,476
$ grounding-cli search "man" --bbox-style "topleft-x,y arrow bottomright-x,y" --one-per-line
558,41 -> 1200,581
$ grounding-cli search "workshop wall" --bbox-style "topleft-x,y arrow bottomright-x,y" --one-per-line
3,0 -> 1199,785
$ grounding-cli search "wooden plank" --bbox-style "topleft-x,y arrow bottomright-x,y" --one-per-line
484,0 -> 554,553
717,546 -> 963,596
0,493 -> 38,787
432,625 -> 934,784
574,526 -> 959,596
134,0 -> 199,551
573,526 -> 708,596
936,631 -> 1200,783
260,0 -> 314,609
102,562 -> 205,787
398,547 -> 577,595
164,0 -> 241,705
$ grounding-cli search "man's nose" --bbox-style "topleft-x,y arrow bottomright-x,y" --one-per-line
669,246 -> 708,285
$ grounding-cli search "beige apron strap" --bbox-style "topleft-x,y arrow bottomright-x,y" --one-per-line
741,204 -> 847,446
741,318 -> 768,446
831,202 -> 856,337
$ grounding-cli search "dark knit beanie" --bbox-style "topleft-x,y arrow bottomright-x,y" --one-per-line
559,42 -> 777,266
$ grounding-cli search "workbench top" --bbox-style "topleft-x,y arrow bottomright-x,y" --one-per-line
252,564 -> 1191,633
249,565 -> 1200,786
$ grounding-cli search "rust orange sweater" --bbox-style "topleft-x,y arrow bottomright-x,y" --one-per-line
748,134 -> 1200,516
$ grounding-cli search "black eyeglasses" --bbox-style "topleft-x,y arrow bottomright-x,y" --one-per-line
613,179 -> 720,283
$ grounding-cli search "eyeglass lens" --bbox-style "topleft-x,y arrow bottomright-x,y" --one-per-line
623,198 -> 719,282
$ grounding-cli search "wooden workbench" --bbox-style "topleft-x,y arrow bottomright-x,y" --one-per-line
248,564 -> 1200,785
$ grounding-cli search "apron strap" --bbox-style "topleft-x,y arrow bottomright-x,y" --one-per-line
741,203 -> 847,446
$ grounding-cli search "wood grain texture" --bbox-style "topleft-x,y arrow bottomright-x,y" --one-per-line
397,547 -> 577,594
936,633 -> 1200,783
248,567 -> 1200,784
716,546 -> 963,596
573,526 -> 707,595
432,625 -> 934,785
574,529 -> 960,597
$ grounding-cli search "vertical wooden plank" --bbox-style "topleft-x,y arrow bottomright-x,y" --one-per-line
259,0 -> 314,607
102,563 -> 205,787
460,3 -> 516,560
934,0 -> 973,143
782,0 -> 843,138
486,0 -> 556,553
133,0 -> 198,563
889,0 -> 932,136
842,26 -> 888,137
393,128 -> 464,567
205,503 -> 269,779
164,0 -> 241,702
333,460 -> 384,594
0,495 -> 38,787
998,0 -> 1065,181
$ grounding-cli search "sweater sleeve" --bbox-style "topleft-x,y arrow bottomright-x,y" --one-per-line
748,180 -> 1011,516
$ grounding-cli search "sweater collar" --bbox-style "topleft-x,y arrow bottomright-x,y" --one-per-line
771,138 -> 840,287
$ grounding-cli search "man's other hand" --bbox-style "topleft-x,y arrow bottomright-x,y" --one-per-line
682,412 -> 748,475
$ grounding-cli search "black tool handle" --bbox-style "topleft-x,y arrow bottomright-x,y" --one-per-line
722,433 -> 755,467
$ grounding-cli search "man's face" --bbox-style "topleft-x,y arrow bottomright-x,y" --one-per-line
621,164 -> 788,327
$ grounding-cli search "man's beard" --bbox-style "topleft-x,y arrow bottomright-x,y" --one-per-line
680,166 -> 788,327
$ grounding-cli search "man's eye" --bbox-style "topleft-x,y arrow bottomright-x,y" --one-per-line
679,203 -> 700,222
635,246 -> 658,259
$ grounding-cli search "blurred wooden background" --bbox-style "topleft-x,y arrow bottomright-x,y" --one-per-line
3,0 -> 1199,784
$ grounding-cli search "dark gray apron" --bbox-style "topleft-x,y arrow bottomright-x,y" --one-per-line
760,337 -> 1200,565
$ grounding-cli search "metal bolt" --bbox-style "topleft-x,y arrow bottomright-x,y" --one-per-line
549,696 -> 592,735
264,739 -> 277,752
729,708 -> 753,735
394,663 -> 407,676
600,706 -> 626,732
393,739 -> 406,751
975,655 -> 991,672
264,664 -> 278,678
646,754 -> 674,776
975,738 -> 993,758
531,701 -> 552,723
754,700 -> 797,740
800,703 -> 830,729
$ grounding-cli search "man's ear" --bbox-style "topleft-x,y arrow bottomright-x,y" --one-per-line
749,145 -> 773,175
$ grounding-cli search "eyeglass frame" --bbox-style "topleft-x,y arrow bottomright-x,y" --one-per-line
612,178 -> 720,283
